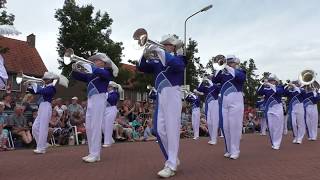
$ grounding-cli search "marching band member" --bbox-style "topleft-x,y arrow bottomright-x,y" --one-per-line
185,90 -> 201,140
28,72 -> 58,154
72,52 -> 117,163
302,86 -> 320,141
137,34 -> 186,178
213,55 -> 246,159
256,96 -> 267,136
284,81 -> 305,144
257,74 -> 284,150
102,81 -> 121,147
197,77 -> 220,144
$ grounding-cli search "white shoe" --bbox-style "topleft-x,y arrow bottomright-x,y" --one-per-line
292,139 -> 298,144
83,156 -> 100,163
230,154 -> 239,160
260,133 -> 266,136
82,155 -> 91,161
208,140 -> 216,145
296,140 -> 302,144
224,152 -> 231,158
102,144 -> 112,148
272,146 -> 280,150
219,134 -> 224,137
33,149 -> 46,154
193,137 -> 199,140
157,167 -> 175,178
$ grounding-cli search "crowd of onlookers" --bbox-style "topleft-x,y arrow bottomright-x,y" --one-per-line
0,91 -> 272,152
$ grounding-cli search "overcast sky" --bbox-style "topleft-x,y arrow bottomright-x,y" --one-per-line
5,0 -> 320,80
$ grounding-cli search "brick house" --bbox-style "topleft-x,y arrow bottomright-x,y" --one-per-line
120,63 -> 148,102
0,34 -> 47,98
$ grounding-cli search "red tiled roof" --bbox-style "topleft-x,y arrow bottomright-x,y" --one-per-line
120,63 -> 136,73
0,36 -> 47,77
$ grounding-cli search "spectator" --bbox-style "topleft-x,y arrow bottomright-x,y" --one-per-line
122,100 -> 136,122
199,116 -> 209,136
54,98 -> 67,120
115,115 -> 134,141
27,108 -> 38,128
7,105 -> 32,144
48,110 -> 62,143
3,93 -> 15,111
70,111 -> 86,142
0,102 -> 9,150
80,100 -> 87,113
22,94 -> 34,112
143,119 -> 156,141
68,97 -> 84,116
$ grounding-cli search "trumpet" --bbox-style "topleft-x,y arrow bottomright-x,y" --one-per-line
133,28 -> 165,59
16,72 -> 45,86
64,48 -> 94,73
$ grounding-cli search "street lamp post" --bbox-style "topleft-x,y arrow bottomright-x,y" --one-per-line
183,4 -> 213,86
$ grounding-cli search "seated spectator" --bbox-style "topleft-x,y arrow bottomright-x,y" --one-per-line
115,114 -> 134,141
22,94 -> 34,112
48,110 -> 62,144
3,93 -> 15,111
122,100 -> 136,122
56,110 -> 72,145
27,109 -> 38,129
70,110 -> 86,143
0,102 -> 9,150
54,98 -> 67,120
68,97 -> 84,116
7,105 -> 32,144
143,119 -> 156,141
199,116 -> 209,136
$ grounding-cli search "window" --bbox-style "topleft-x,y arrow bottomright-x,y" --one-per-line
120,89 -> 124,100
136,92 -> 141,102
1,74 -> 21,92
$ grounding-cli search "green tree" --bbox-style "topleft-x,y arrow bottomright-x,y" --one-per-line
185,38 -> 205,90
0,0 -> 15,53
239,59 -> 260,107
127,59 -> 153,92
55,1 -> 123,76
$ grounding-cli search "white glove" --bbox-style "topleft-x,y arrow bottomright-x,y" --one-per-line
225,65 -> 235,77
264,82 -> 276,92
203,77 -> 213,87
176,47 -> 184,56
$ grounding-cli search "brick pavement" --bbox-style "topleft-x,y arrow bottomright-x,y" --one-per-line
1,133 -> 320,180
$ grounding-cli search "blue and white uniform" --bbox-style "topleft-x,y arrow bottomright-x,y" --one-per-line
197,80 -> 220,144
29,82 -> 56,152
257,83 -> 284,149
102,89 -> 119,146
256,98 -> 267,135
137,50 -> 186,171
302,90 -> 320,140
213,66 -> 246,158
72,65 -> 113,159
185,93 -> 201,139
284,85 -> 305,143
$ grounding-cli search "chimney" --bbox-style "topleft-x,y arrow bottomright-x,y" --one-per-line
27,34 -> 35,47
